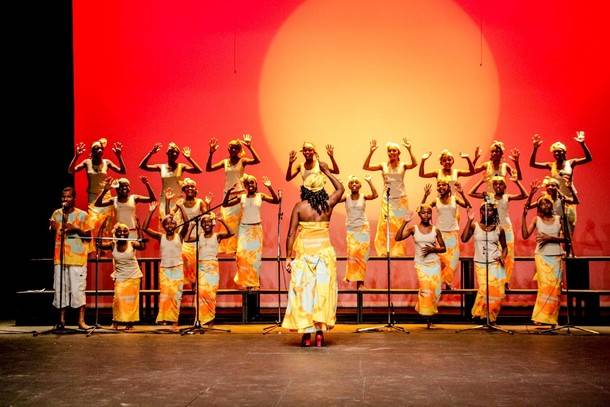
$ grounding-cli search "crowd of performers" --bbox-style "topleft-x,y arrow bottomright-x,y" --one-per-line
50,132 -> 592,345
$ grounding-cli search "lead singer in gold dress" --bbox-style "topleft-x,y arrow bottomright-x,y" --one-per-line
282,164 -> 344,347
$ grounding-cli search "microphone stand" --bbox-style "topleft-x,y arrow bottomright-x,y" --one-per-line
263,190 -> 284,334
181,201 -> 230,335
35,206 -> 87,336
458,197 -> 512,334
539,196 -> 598,335
357,187 -> 408,334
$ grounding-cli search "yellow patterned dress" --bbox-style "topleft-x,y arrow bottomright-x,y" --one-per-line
494,195 -> 515,283
111,242 -> 142,323
234,194 -> 263,289
220,159 -> 245,254
197,233 -> 221,324
344,194 -> 370,283
374,162 -> 410,256
435,196 -> 460,287
179,198 -> 204,285
156,235 -> 184,323
282,222 -> 338,333
413,226 -> 442,316
531,216 -> 564,325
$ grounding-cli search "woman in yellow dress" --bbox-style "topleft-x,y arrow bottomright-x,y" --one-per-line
472,140 -> 522,193
282,163 -> 344,347
285,142 -> 340,183
419,148 -> 476,188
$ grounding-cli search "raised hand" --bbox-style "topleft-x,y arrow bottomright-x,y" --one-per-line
75,142 -> 86,155
262,176 -> 272,187
182,146 -> 191,158
532,134 -> 543,148
289,150 -> 297,163
424,183 -> 432,195
459,152 -> 469,158
509,148 -> 520,162
474,146 -> 482,161
326,144 -> 334,157
575,130 -> 585,143
151,143 -> 162,154
363,175 -> 372,182
204,192 -> 213,205
112,142 -> 123,155
149,201 -> 159,212
209,138 -> 219,153
140,176 -> 150,185
164,187 -> 175,201
241,133 -> 252,146
530,180 -> 540,194
402,137 -> 412,149
421,151 -> 432,160
454,182 -> 463,194
370,139 -> 378,153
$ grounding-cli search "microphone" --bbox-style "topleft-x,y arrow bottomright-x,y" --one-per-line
278,189 -> 282,201
61,201 -> 69,209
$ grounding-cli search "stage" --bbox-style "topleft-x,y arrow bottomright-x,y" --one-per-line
1,323 -> 609,406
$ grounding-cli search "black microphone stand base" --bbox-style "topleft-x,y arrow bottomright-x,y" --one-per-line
538,323 -> 599,335
180,320 -> 230,335
456,321 -> 513,334
34,323 -> 92,336
356,323 -> 409,334
262,321 -> 283,335
86,324 -> 122,337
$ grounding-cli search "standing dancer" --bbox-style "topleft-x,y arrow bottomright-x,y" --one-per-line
469,176 -> 528,288
282,164 -> 344,347
206,134 -> 261,254
223,175 -> 280,290
529,131 -> 591,233
68,138 -> 126,234
422,181 -> 471,289
97,223 -> 146,330
173,178 -> 210,286
49,187 -> 92,329
522,194 -> 566,327
339,175 -> 378,289
461,204 -> 507,323
286,142 -> 340,182
526,177 -> 579,218
419,149 -> 476,188
363,138 -> 417,256
189,213 -> 234,325
395,204 -> 446,325
143,202 -> 189,327
94,176 -> 156,238
473,141 -> 522,192
139,142 -> 203,217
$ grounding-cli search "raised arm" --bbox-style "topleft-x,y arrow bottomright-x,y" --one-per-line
139,143 -> 163,172
507,179 -> 528,201
454,182 -> 472,208
418,152 -> 437,178
421,184 -> 432,205
240,134 -> 262,166
284,204 -> 301,271
363,140 -> 382,171
107,142 -> 127,174
509,148 -> 523,180
143,202 -> 162,241
325,144 -> 340,174
460,207 -> 476,242
402,138 -> 417,169
216,218 -> 235,241
261,177 -> 280,204
572,131 -> 593,166
457,152 -> 476,176
205,138 -> 224,172
181,146 -> 203,174
395,221 -> 413,242
93,177 -> 115,207
285,150 -> 300,181
321,163 -> 345,208
529,134 -> 550,169
133,176 -> 157,204
521,204 -> 537,239
524,181 -> 540,210
468,178 -> 486,200
68,142 -> 87,174
364,175 -> 378,200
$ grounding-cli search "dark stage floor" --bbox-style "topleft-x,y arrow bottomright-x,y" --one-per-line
1,324 -> 609,406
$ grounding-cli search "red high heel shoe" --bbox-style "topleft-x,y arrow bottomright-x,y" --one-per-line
301,333 -> 311,347
315,331 -> 324,347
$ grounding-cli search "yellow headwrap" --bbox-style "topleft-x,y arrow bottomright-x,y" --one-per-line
167,142 -> 180,152
111,178 -> 130,188
550,142 -> 566,153
304,173 -> 326,192
490,140 -> 505,152
91,138 -> 107,149
181,178 -> 197,189
386,141 -> 400,150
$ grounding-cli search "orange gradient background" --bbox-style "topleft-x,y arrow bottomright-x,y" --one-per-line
73,0 -> 610,305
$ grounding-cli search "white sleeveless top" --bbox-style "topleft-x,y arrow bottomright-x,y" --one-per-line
437,168 -> 458,187
473,222 -> 502,264
223,159 -> 244,194
198,233 -> 219,261
492,195 -> 511,227
111,242 -> 143,281
551,160 -> 576,196
241,193 -> 262,224
381,162 -> 406,199
535,216 -> 563,256
160,234 -> 183,267
299,160 -> 320,182
85,158 -> 110,203
414,225 -> 438,264
435,196 -> 459,232
180,198 -> 204,240
113,195 -> 137,230
160,163 -> 183,196
345,194 -> 368,228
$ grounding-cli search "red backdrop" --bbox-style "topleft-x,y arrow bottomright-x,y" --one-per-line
73,0 -> 610,306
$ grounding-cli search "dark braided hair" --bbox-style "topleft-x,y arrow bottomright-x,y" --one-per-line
300,186 -> 329,215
